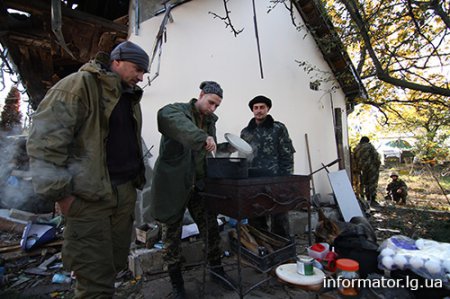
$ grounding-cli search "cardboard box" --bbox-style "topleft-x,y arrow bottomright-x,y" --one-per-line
135,223 -> 159,244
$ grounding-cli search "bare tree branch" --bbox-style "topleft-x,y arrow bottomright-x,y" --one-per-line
209,0 -> 243,37
342,0 -> 450,97
412,0 -> 450,29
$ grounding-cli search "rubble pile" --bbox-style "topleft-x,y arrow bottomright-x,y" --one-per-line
0,210 -> 73,298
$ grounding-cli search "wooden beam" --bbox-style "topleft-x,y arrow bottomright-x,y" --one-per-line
3,0 -> 128,32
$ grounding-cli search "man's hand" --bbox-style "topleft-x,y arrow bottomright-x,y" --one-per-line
205,136 -> 217,153
56,195 -> 76,216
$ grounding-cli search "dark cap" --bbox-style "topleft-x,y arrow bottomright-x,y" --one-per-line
360,136 -> 370,143
249,95 -> 272,111
110,41 -> 149,72
200,81 -> 223,98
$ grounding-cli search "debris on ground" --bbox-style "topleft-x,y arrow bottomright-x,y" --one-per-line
0,163 -> 449,298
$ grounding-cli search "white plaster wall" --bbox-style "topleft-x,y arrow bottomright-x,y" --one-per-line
129,0 -> 349,196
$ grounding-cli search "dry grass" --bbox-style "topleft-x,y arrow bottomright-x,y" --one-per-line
378,164 -> 450,210
370,164 -> 450,243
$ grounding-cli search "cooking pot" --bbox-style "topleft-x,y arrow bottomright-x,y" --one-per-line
207,157 -> 248,179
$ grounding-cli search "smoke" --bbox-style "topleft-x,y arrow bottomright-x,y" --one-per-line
0,132 -> 52,213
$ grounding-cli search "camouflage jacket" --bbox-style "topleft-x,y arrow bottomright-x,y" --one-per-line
240,115 -> 295,176
353,142 -> 381,172
387,179 -> 408,195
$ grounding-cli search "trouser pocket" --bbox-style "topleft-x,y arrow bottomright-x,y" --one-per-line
63,217 -> 113,271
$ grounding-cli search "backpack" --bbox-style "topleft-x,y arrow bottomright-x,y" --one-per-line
333,220 -> 381,278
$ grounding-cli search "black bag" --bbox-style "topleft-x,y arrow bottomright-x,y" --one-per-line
333,222 -> 381,278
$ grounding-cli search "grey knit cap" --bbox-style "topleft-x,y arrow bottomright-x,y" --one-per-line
199,81 -> 223,98
110,41 -> 149,72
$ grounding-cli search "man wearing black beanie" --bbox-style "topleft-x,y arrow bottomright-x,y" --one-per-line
27,41 -> 149,298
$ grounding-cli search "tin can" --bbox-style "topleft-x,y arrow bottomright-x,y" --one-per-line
257,246 -> 268,256
296,255 -> 314,276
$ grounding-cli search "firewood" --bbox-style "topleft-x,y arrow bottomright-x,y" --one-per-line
240,225 -> 258,245
246,225 -> 286,248
228,229 -> 259,255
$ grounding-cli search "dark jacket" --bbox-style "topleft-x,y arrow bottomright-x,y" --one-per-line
147,99 -> 218,224
27,54 -> 145,202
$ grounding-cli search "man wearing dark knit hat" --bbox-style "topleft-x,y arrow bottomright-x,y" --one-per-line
147,81 -> 233,298
27,40 -> 149,298
240,95 -> 296,238
110,41 -> 149,73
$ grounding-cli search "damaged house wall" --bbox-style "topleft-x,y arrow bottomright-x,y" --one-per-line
0,0 -> 366,204
129,0 -> 358,198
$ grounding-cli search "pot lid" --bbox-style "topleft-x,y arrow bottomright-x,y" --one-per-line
224,133 -> 253,155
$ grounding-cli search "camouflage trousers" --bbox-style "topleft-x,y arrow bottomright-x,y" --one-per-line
161,190 -> 222,268
62,180 -> 137,299
361,168 -> 380,202
392,192 -> 407,203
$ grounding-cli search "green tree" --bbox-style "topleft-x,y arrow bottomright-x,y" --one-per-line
385,101 -> 449,161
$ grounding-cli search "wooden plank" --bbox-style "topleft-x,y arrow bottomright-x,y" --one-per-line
3,0 -> 128,32
0,246 -> 58,261
0,244 -> 21,253
0,216 -> 26,234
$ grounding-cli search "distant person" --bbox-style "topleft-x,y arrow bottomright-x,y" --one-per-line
240,95 -> 295,238
353,136 -> 381,207
386,172 -> 408,205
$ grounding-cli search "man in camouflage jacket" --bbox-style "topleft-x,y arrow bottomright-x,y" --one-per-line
353,136 -> 381,206
240,95 -> 296,238
386,172 -> 408,204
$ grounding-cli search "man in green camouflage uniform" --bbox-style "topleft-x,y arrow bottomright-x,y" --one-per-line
353,136 -> 381,207
146,81 -> 230,298
240,95 -> 296,238
386,172 -> 408,205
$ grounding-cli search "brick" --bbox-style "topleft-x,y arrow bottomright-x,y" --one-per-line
128,248 -> 164,277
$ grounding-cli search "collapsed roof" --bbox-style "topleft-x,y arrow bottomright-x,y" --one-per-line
0,0 -> 130,110
0,0 -> 366,111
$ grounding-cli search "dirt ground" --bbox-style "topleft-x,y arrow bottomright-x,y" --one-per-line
1,163 -> 449,298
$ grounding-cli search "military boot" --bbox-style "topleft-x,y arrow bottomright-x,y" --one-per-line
168,264 -> 186,299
